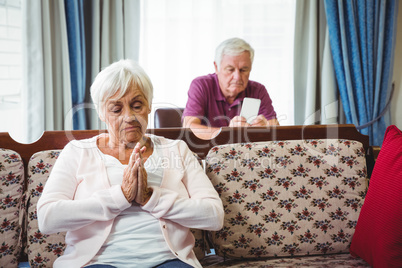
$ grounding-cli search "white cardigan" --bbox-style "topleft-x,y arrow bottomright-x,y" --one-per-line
37,134 -> 224,268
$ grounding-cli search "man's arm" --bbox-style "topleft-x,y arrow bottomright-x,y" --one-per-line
182,116 -> 221,140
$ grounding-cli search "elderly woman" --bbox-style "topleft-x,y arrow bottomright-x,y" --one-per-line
37,59 -> 224,268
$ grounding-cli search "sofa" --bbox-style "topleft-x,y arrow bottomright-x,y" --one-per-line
0,124 -> 379,267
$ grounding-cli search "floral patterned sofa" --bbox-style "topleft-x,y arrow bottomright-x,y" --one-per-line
201,139 -> 371,267
0,125 -> 377,267
0,148 -> 24,267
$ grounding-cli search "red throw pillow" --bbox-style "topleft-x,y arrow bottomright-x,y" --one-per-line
350,125 -> 402,267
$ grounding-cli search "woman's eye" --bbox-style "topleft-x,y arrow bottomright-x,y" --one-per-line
132,102 -> 142,110
109,106 -> 121,113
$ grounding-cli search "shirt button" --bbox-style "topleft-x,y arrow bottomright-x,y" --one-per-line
175,252 -> 178,256
228,108 -> 231,111
163,225 -> 166,228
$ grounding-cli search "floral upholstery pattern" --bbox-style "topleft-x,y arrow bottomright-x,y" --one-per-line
26,150 -> 66,268
206,139 -> 368,260
203,252 -> 370,267
0,149 -> 24,268
191,229 -> 208,260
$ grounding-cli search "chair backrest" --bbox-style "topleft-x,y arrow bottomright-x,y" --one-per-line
154,108 -> 184,128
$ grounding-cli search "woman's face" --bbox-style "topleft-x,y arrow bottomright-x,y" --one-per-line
102,86 -> 151,146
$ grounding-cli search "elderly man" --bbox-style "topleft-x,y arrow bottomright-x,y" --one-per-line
182,37 -> 279,139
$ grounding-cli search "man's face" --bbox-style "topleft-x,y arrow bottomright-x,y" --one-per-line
215,51 -> 252,104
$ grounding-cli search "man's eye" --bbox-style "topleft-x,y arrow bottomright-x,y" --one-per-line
112,109 -> 121,113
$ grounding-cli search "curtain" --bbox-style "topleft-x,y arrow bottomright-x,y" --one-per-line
65,0 -> 86,130
293,0 -> 339,126
82,0 -> 141,130
324,0 -> 399,145
22,0 -> 72,143
22,0 -> 141,141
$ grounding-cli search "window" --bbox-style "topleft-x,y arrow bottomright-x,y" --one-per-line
0,0 -> 22,140
1,0 -> 296,140
139,0 -> 295,126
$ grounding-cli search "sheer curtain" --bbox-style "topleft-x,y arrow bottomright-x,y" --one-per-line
82,0 -> 141,130
139,0 -> 296,126
22,0 -> 72,143
293,0 -> 339,126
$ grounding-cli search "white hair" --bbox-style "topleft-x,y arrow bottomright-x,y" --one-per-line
90,59 -> 153,115
214,37 -> 254,70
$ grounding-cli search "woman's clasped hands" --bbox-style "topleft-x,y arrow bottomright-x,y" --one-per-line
121,142 -> 153,205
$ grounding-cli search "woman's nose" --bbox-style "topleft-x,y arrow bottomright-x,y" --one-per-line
124,112 -> 138,122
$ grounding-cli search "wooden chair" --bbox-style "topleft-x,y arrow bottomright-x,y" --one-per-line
154,108 -> 184,128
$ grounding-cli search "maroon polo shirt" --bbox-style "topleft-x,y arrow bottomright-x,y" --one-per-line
183,73 -> 276,127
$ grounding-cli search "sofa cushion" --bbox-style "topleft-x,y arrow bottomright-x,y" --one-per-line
202,252 -> 370,267
26,150 -> 66,267
206,139 -> 368,259
0,149 -> 24,268
350,125 -> 402,267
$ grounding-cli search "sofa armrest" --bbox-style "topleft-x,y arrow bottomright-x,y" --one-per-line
365,146 -> 380,179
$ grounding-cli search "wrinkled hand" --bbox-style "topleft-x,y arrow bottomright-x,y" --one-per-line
121,143 -> 152,205
229,116 -> 251,127
250,115 -> 268,126
134,156 -> 153,206
250,115 -> 280,126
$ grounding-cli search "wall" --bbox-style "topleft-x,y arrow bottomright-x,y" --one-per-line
0,0 -> 21,98
391,7 -> 402,129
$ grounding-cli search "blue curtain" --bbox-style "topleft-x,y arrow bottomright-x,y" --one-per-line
65,0 -> 86,130
324,0 -> 398,145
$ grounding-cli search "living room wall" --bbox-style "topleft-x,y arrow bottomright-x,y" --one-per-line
391,8 -> 402,129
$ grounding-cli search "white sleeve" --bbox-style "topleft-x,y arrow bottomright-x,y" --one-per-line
37,142 -> 131,234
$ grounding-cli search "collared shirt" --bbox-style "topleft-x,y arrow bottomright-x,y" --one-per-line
183,73 -> 277,127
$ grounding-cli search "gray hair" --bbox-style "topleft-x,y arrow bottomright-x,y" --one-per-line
90,59 -> 153,116
214,37 -> 254,70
